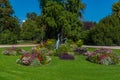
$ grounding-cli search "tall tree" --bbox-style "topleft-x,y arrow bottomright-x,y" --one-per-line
61,0 -> 85,17
0,0 -> 20,44
39,0 -> 85,41
39,0 -> 85,17
26,12 -> 37,20
0,0 -> 20,34
20,14 -> 43,42
20,19 -> 39,40
0,0 -> 14,17
112,0 -> 120,18
86,0 -> 120,46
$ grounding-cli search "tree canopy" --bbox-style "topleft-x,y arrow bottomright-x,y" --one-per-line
0,0 -> 20,44
86,0 -> 120,46
38,0 -> 85,41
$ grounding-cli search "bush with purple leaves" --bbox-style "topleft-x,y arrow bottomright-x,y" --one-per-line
59,53 -> 75,60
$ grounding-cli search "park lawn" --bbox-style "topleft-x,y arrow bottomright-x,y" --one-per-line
0,47 -> 120,80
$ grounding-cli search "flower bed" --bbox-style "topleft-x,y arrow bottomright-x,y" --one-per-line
87,48 -> 120,65
2,47 -> 25,55
17,49 -> 51,66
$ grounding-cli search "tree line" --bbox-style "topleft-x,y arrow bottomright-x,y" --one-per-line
0,0 -> 120,45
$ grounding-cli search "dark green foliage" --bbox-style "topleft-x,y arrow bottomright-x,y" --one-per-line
38,0 -> 85,41
0,0 -> 19,33
0,16 -> 20,35
83,21 -> 96,30
112,0 -> 120,18
0,0 -> 14,17
80,21 -> 95,45
20,19 -> 40,40
0,30 -> 17,44
20,0 -> 85,42
0,0 -> 20,44
85,0 -> 120,46
26,12 -> 37,20
65,0 -> 85,17
20,12 -> 46,43
87,15 -> 120,46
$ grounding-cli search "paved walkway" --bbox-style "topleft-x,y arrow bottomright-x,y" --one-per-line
83,45 -> 120,49
0,44 -> 120,49
0,44 -> 39,48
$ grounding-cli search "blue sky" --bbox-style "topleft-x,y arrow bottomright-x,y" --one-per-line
9,0 -> 40,21
9,0 -> 118,22
82,0 -> 118,22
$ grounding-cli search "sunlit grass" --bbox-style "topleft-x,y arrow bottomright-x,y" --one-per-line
0,47 -> 120,80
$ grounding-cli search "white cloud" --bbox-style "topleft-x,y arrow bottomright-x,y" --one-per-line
22,20 -> 26,23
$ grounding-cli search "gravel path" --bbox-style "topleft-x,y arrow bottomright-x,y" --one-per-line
0,44 -> 39,48
83,45 -> 120,49
0,44 -> 120,49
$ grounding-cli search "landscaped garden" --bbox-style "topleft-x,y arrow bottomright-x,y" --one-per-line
1,40 -> 120,80
1,0 -> 120,80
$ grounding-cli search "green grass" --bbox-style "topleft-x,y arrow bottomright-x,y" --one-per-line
0,47 -> 120,80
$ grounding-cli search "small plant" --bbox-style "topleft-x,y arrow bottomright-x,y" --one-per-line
45,39 -> 56,50
55,44 -> 72,56
36,39 -> 56,49
76,39 -> 83,47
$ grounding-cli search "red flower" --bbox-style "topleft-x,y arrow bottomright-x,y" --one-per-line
98,54 -> 109,60
20,53 -> 29,60
37,52 -> 40,55
38,57 -> 43,62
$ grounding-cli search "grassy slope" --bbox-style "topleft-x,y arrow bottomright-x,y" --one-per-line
0,47 -> 120,80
